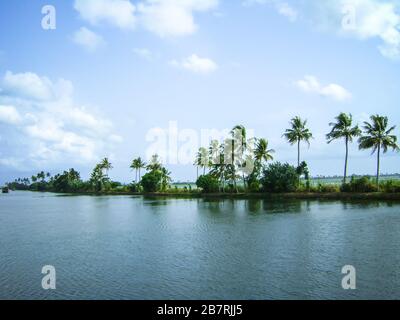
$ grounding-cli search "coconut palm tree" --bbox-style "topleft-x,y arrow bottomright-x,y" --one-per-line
283,116 -> 313,167
146,154 -> 162,172
358,115 -> 399,186
230,125 -> 247,192
101,158 -> 113,176
195,147 -> 208,177
326,113 -> 361,184
131,157 -> 146,182
160,167 -> 172,191
209,142 -> 227,192
209,140 -> 220,166
254,138 -> 275,167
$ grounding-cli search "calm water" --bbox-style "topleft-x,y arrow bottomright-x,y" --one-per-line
1,191 -> 400,300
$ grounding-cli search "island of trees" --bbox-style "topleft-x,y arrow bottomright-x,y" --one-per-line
6,113 -> 400,198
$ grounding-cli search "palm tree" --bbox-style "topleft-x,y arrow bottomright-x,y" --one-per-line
195,147 -> 208,177
147,154 -> 163,172
326,113 -> 361,184
101,158 -> 113,176
131,157 -> 146,182
283,116 -> 313,167
230,125 -> 247,192
160,167 -> 172,191
209,140 -> 220,164
254,138 -> 275,167
358,115 -> 399,186
209,142 -> 227,192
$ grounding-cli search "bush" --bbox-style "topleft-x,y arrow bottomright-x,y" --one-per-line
317,184 -> 340,193
248,180 -> 261,193
380,180 -> 400,193
261,162 -> 299,193
140,171 -> 163,193
341,176 -> 378,193
128,182 -> 141,193
196,174 -> 220,193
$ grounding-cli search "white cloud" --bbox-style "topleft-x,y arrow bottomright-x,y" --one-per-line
138,0 -> 218,37
72,27 -> 106,52
2,71 -> 53,100
74,0 -> 218,37
276,2 -> 297,22
0,71 -> 122,169
74,0 -> 136,30
295,75 -> 352,102
339,0 -> 400,59
242,0 -> 298,22
0,105 -> 22,125
133,48 -> 155,60
289,0 -> 400,60
243,0 -> 400,59
170,54 -> 218,74
242,0 -> 267,6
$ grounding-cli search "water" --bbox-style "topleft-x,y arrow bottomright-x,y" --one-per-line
1,191 -> 400,300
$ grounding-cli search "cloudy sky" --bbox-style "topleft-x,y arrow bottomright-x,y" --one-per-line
0,0 -> 399,183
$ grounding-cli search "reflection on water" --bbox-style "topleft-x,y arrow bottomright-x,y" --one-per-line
1,191 -> 400,300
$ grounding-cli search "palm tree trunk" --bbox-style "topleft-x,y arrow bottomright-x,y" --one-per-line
196,167 -> 199,180
344,137 -> 349,184
297,139 -> 300,167
377,144 -> 381,189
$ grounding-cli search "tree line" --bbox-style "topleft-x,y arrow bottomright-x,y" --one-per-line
7,113 -> 400,194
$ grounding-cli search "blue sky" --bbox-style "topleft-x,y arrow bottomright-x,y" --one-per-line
0,0 -> 399,183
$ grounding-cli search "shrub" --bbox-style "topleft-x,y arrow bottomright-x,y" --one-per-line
140,171 -> 163,193
128,182 -> 141,193
261,162 -> 299,193
196,174 -> 220,193
380,180 -> 400,193
248,180 -> 261,193
341,176 -> 378,193
318,184 -> 340,193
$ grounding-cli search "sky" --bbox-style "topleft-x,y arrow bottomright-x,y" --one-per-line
0,0 -> 399,184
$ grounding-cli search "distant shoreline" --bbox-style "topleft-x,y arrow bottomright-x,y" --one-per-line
11,190 -> 400,201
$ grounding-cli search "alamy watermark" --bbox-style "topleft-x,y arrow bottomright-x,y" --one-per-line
145,121 -> 256,174
342,265 -> 356,290
41,5 -> 56,30
41,265 -> 56,290
342,4 -> 357,30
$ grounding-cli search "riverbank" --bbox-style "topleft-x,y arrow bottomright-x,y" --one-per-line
40,190 -> 400,201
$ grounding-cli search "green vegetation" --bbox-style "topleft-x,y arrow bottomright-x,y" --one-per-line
5,114 -> 400,198
196,174 -> 219,193
261,162 -> 299,193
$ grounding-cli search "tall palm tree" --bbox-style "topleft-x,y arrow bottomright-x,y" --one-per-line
283,116 -> 313,167
358,115 -> 399,186
209,140 -> 220,167
147,154 -> 162,172
209,142 -> 227,192
195,147 -> 208,177
230,125 -> 247,192
160,167 -> 172,191
101,158 -> 113,176
254,138 -> 275,167
137,158 -> 146,181
326,113 -> 361,184
130,157 -> 146,182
